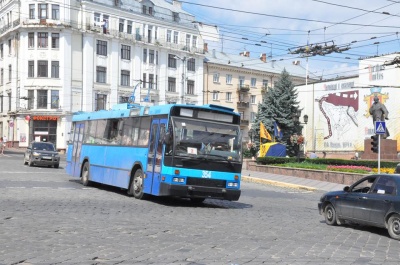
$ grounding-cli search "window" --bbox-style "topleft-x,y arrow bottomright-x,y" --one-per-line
127,21 -> 132,34
251,78 -> 256,87
51,90 -> 59,109
51,33 -> 59,48
121,45 -> 130,60
8,65 -> 11,82
0,44 -> 3,58
28,61 -> 34,77
29,4 -> 35,19
96,66 -> 106,83
149,49 -> 155,64
28,33 -> 34,48
239,76 -> 245,87
173,31 -> 178,44
142,73 -> 147,89
38,32 -> 48,48
96,94 -> 107,110
121,70 -> 130,86
96,40 -> 107,56
39,4 -> 48,19
37,90 -> 48,108
28,90 -> 34,109
156,51 -> 159,65
192,36 -> 197,47
226,74 -> 232,84
263,79 -> 269,88
143,48 -> 147,63
51,61 -> 59,78
168,54 -> 177,68
187,58 -> 195,71
186,34 -> 190,48
119,96 -> 129,103
8,39 -> 11,55
250,95 -> 256,104
94,13 -> 100,24
149,74 -> 154,89
0,68 -> 3,85
213,73 -> 220,83
372,176 -> 397,195
187,80 -> 194,95
119,19 -> 124,32
7,92 -> 11,111
168,77 -> 176,92
226,92 -> 232,102
173,12 -> 179,22
212,91 -> 219,100
52,5 -> 60,20
37,61 -> 48,77
149,7 -> 153,16
167,30 -> 172,43
250,112 -> 256,122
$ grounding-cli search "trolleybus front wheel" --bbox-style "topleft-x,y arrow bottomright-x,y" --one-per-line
81,162 -> 90,186
131,169 -> 146,200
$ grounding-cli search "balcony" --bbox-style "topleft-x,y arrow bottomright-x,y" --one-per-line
237,101 -> 249,109
240,119 -> 249,126
238,84 -> 250,92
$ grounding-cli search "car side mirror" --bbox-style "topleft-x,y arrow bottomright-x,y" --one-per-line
343,186 -> 350,192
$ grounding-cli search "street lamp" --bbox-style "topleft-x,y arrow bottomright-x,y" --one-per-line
248,129 -> 255,142
292,109 -> 308,125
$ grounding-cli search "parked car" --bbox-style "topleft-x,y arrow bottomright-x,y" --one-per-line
318,174 -> 400,240
23,141 -> 60,168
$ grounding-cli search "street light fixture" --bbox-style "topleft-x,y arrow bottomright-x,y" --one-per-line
248,129 -> 255,142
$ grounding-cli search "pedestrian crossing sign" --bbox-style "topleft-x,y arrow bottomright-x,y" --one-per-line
375,121 -> 386,134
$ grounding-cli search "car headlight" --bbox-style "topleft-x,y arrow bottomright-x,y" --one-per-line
32,152 -> 41,156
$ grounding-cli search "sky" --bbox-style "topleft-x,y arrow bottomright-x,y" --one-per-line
179,0 -> 400,81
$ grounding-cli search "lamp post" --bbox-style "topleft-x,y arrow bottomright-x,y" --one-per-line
248,129 -> 254,143
292,110 -> 308,161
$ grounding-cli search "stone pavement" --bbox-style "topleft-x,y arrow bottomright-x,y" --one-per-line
5,147 -> 346,193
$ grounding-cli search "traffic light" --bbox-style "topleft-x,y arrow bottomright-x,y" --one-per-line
371,135 -> 379,153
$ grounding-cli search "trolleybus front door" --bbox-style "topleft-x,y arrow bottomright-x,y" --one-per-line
145,118 -> 167,195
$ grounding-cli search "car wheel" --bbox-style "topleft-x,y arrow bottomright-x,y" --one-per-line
324,204 -> 338,226
130,169 -> 146,200
388,214 -> 400,240
24,157 -> 28,165
54,163 -> 59,168
81,162 -> 90,186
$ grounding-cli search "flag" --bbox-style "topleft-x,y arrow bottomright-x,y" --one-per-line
260,122 -> 272,141
274,121 -> 283,139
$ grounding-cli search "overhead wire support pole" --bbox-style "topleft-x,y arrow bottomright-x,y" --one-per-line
378,134 -> 381,174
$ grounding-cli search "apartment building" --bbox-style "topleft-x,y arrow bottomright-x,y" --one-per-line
0,0 -> 204,150
204,49 -> 307,142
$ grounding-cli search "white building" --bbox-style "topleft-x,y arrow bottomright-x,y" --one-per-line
0,0 -> 205,151
296,52 -> 400,155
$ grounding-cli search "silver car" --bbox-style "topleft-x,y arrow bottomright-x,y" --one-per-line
24,141 -> 60,168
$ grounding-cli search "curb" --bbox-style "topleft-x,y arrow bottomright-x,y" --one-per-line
241,176 -> 317,191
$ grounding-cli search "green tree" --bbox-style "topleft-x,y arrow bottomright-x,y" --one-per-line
252,68 -> 304,157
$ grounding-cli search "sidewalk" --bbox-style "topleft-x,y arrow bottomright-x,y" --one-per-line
241,169 -> 347,192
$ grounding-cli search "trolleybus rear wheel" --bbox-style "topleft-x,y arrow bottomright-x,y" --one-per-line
81,162 -> 90,186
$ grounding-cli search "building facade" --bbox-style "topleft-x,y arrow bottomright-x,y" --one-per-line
0,0 -> 205,150
203,50 -> 307,142
296,53 -> 400,155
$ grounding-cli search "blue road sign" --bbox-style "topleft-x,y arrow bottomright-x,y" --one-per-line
375,121 -> 386,135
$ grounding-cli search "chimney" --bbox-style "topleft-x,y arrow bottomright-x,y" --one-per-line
260,53 -> 267,62
292,60 -> 300,65
204,43 -> 208,52
172,1 -> 182,8
212,49 -> 216,58
240,51 -> 250,57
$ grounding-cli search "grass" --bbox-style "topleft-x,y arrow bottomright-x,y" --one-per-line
274,162 -> 374,174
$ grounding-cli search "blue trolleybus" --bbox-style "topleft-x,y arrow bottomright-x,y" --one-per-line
66,103 -> 243,202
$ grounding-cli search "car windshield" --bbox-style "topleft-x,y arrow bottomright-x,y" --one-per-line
169,117 -> 242,162
33,143 -> 55,151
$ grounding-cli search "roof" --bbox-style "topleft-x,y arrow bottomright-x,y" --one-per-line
204,50 -> 307,78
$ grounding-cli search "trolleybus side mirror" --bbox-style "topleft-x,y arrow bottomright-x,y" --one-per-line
163,133 -> 172,145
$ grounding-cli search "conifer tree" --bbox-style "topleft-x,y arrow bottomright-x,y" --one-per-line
252,68 -> 304,157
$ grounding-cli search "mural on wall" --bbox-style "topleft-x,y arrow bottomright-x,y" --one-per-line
318,90 -> 359,140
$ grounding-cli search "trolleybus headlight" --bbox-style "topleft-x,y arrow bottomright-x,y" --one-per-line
227,182 -> 238,187
172,177 -> 185,183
